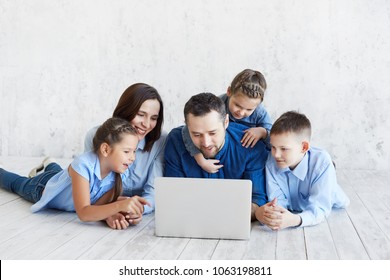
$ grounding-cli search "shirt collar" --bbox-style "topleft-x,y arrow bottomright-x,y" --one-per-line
137,138 -> 146,151
277,151 -> 309,181
291,152 -> 309,181
93,154 -> 103,180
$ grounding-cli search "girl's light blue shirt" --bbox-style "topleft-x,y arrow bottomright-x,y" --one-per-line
84,126 -> 166,214
31,152 -> 123,213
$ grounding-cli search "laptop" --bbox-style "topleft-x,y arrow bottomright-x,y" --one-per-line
155,177 -> 252,240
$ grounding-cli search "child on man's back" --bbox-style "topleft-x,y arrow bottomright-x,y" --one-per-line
182,69 -> 272,173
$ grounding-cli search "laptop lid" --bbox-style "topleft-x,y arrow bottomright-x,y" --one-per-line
155,177 -> 252,240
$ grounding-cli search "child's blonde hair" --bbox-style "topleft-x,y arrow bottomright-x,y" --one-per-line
230,69 -> 267,101
93,117 -> 138,202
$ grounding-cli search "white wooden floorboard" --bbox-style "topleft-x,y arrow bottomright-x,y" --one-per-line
77,214 -> 154,259
369,170 -> 390,211
0,190 -> 20,205
345,170 -> 374,194
242,224 -> 277,259
0,210 -> 59,245
110,218 -> 162,259
142,237 -> 190,260
178,238 -> 219,260
0,198 -> 33,226
43,222 -> 113,260
8,214 -> 81,259
358,193 -> 390,241
345,185 -> 390,260
370,170 -> 390,195
0,210 -> 76,259
343,170 -> 390,259
275,227 -> 306,260
211,239 -> 248,260
326,170 -> 370,259
327,208 -> 369,260
304,220 -> 339,260
210,222 -> 256,260
1,156 -> 389,260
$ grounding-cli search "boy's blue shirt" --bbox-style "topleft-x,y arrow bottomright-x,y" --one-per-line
164,122 -> 269,206
266,147 -> 350,227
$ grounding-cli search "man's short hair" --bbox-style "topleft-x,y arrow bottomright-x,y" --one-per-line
271,111 -> 312,139
184,92 -> 226,124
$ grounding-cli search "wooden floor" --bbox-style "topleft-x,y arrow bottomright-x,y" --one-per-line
0,156 -> 389,260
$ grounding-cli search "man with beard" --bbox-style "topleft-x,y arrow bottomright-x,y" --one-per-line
164,92 -> 271,221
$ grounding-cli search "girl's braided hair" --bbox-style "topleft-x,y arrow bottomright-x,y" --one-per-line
93,117 -> 138,202
230,69 -> 267,101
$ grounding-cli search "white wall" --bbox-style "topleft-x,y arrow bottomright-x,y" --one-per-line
1,0 -> 389,170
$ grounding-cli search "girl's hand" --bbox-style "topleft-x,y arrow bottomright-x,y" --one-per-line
120,196 -> 150,216
241,127 -> 267,148
194,153 -> 223,173
105,213 -> 130,230
199,159 -> 223,173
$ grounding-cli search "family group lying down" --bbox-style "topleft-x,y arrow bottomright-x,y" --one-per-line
0,69 -> 349,231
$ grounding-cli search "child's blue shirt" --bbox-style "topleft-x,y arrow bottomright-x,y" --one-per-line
84,126 -> 167,214
220,93 -> 272,132
31,152 -> 126,212
266,147 -> 350,227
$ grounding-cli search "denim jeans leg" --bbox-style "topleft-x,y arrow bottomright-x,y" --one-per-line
0,166 -> 61,203
44,162 -> 63,173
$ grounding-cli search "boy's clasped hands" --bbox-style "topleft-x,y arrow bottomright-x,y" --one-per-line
256,198 -> 302,230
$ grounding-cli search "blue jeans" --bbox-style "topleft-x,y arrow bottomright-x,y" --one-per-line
0,163 -> 62,203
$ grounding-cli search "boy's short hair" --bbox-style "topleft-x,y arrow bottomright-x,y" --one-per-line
230,69 -> 267,101
184,92 -> 226,124
271,111 -> 312,139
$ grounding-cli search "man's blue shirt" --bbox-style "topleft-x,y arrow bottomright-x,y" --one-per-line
164,122 -> 269,206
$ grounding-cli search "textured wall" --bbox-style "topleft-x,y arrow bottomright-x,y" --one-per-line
1,0 -> 389,170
